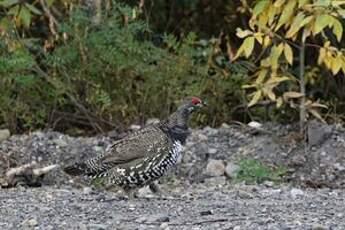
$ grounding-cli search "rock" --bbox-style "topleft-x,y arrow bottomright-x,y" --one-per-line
237,190 -> 254,199
200,210 -> 213,216
54,138 -> 68,147
83,187 -> 93,195
0,129 -> 10,142
291,154 -> 306,167
206,159 -> 225,177
224,162 -> 240,178
197,133 -> 208,141
136,217 -> 147,223
263,181 -> 274,187
221,123 -> 230,129
159,222 -> 169,230
146,118 -> 160,126
247,121 -> 262,129
22,218 -> 38,227
147,214 -> 170,223
208,148 -> 217,154
137,186 -> 152,198
93,146 -> 103,152
308,120 -> 332,146
290,188 -> 304,199
107,130 -> 119,138
311,224 -> 328,230
129,124 -> 141,130
204,176 -> 226,186
87,224 -> 107,230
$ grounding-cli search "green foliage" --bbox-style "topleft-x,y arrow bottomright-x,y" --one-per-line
0,2 -> 252,133
91,177 -> 106,188
3,0 -> 345,133
234,158 -> 287,184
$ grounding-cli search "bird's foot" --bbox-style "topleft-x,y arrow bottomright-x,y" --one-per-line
147,182 -> 174,200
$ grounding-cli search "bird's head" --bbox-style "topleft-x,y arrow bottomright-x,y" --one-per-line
181,97 -> 206,114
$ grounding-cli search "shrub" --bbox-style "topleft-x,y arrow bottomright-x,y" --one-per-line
0,2 -> 252,134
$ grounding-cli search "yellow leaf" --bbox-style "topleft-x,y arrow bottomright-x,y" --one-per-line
313,14 -> 334,35
266,89 -> 276,101
267,3 -> 278,26
331,55 -> 342,75
266,76 -> 290,85
255,69 -> 268,84
236,28 -> 253,38
253,0 -> 270,16
286,14 -> 313,38
274,0 -> 286,8
242,84 -> 256,89
276,97 -> 283,108
243,36 -> 255,58
310,102 -> 328,109
284,43 -> 293,65
324,41 -> 331,48
234,36 -> 255,59
270,44 -> 284,70
302,26 -> 312,42
254,32 -> 263,44
324,51 -> 333,69
258,9 -> 269,26
283,91 -> 304,100
314,0 -> 330,7
332,18 -> 343,42
337,9 -> 345,19
263,35 -> 271,47
332,1 -> 345,7
298,0 -> 309,7
275,0 -> 296,31
342,61 -> 345,75
248,90 -> 262,107
318,48 -> 326,65
309,109 -> 326,123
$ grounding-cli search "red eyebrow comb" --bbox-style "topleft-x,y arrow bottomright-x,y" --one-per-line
191,97 -> 202,105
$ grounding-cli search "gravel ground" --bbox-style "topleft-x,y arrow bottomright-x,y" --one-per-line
1,184 -> 344,230
1,121 -> 345,229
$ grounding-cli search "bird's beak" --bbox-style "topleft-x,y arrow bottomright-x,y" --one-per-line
197,101 -> 206,108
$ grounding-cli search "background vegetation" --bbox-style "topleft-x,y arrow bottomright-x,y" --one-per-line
0,0 -> 345,135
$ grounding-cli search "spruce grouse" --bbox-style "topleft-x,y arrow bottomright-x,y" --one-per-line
64,97 -> 205,197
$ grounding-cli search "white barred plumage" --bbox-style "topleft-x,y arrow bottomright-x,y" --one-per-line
63,98 -> 204,194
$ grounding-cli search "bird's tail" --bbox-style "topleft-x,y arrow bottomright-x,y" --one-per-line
63,162 -> 89,176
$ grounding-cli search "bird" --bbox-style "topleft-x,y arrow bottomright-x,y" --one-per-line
63,97 -> 205,198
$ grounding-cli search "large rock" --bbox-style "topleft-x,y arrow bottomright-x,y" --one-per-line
0,129 -> 10,143
308,120 -> 332,146
225,162 -> 240,178
205,159 -> 225,177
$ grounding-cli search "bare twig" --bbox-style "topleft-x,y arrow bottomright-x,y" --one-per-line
33,164 -> 59,176
39,0 -> 59,38
299,42 -> 306,133
3,162 -> 59,188
32,66 -> 105,133
92,0 -> 102,25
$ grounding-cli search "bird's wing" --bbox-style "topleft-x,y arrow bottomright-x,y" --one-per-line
100,125 -> 171,165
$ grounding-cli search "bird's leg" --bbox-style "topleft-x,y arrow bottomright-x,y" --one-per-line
148,182 -> 171,198
149,182 -> 162,194
125,188 -> 138,200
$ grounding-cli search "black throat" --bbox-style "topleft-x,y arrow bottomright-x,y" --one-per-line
165,124 -> 190,144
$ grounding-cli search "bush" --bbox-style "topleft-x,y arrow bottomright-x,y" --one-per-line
0,2 -> 251,134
